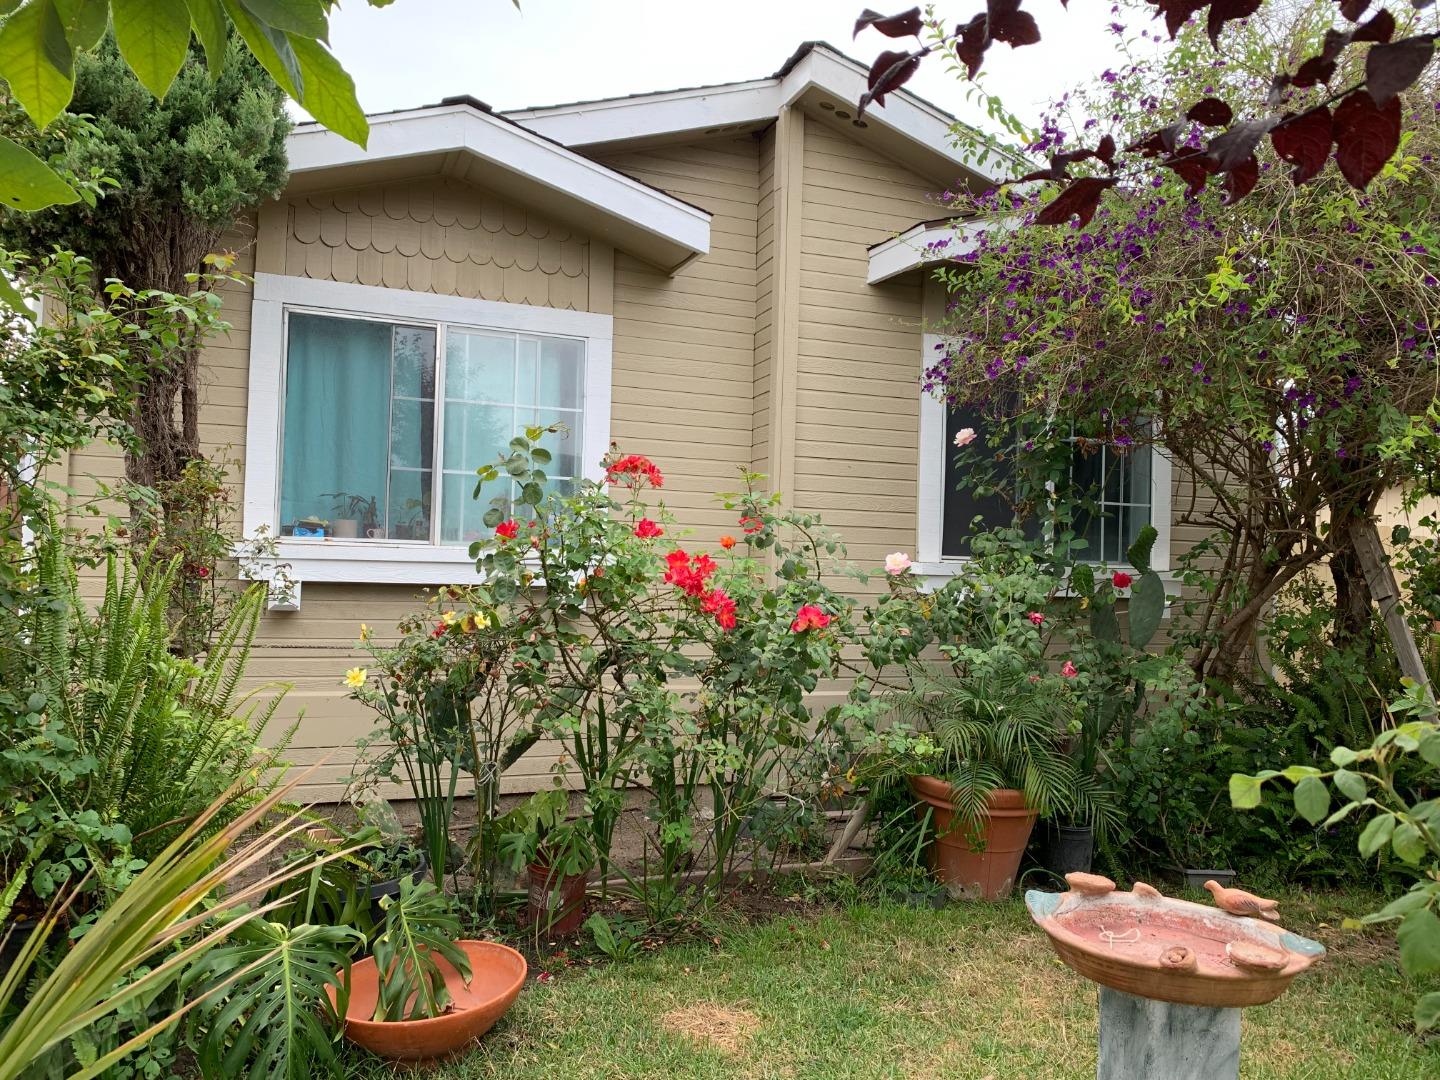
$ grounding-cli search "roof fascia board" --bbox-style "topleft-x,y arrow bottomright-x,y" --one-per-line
867,219 -> 985,285
507,46 -> 1002,185
503,78 -> 785,146
286,106 -> 711,270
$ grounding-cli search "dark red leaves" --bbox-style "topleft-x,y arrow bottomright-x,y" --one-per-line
1164,154 -> 1218,196
1332,89 -> 1402,188
859,49 -> 923,114
1223,156 -> 1260,203
1095,133 -> 1117,166
1128,123 -> 1184,157
1206,117 -> 1279,171
1271,106 -> 1333,184
1187,96 -> 1235,126
988,0 -> 1041,47
954,14 -> 990,78
1339,0 -> 1370,17
1148,0 -> 1208,38
1365,35 -> 1436,105
1292,55 -> 1337,86
1034,177 -> 1117,227
1352,7 -> 1395,41
1207,0 -> 1262,47
854,7 -> 924,38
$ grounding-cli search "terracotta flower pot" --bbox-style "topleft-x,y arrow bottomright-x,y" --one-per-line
526,863 -> 587,936
333,939 -> 526,1062
908,775 -> 1039,900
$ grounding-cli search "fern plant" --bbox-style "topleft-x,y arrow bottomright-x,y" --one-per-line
370,877 -> 472,1022
0,514 -> 292,921
184,919 -> 364,1080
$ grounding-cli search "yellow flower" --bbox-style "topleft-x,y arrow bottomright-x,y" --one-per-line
343,667 -> 368,689
441,610 -> 459,626
359,623 -> 371,642
471,610 -> 491,629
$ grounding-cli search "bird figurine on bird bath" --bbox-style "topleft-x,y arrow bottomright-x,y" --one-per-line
1027,872 -> 1325,1080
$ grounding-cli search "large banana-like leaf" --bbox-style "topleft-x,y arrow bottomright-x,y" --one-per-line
186,919 -> 364,1080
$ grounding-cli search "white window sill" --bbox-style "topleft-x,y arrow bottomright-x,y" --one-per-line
241,538 -> 485,586
913,560 -> 1184,605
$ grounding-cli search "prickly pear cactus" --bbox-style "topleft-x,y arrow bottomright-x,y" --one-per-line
1124,526 -> 1166,650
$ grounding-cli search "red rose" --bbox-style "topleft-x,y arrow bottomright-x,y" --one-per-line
495,519 -> 519,540
703,588 -> 737,631
605,453 -> 664,490
634,518 -> 663,539
1112,571 -> 1133,589
790,604 -> 831,633
739,515 -> 763,534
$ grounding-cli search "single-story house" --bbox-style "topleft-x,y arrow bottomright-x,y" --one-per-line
64,42 -> 1199,800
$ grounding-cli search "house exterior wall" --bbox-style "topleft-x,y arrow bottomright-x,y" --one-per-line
61,113 -> 1215,800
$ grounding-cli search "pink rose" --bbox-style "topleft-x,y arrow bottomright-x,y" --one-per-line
953,427 -> 977,448
1028,611 -> 1044,626
1061,660 -> 1078,678
884,552 -> 912,575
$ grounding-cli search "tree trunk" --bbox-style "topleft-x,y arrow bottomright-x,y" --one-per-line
1329,535 -> 1375,650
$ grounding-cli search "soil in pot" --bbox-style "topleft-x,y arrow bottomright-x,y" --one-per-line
365,845 -> 430,925
1041,822 -> 1095,878
334,940 -> 526,1062
525,863 -> 587,936
909,775 -> 1038,901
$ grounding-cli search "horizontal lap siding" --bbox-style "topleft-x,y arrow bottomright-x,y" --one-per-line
797,118 -> 938,595
594,136 -> 760,537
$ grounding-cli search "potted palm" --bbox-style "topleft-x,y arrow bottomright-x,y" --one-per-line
498,790 -> 595,936
886,554 -> 1111,900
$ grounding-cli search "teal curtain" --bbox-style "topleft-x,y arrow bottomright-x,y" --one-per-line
280,314 -> 393,531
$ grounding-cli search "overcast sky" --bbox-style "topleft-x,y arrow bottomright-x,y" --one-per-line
324,0 -> 1131,135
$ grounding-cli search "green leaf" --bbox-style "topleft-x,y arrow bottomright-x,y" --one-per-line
1293,775 -> 1330,825
1392,822 -> 1428,865
1125,523 -> 1156,574
0,132 -> 81,210
1357,813 -> 1395,858
1126,570 -> 1165,649
0,0 -> 76,129
1397,907 -> 1440,977
223,0 -> 303,97
0,271 -> 32,319
238,0 -> 327,37
1090,602 -> 1119,644
52,0 -> 108,49
481,507 -> 503,529
1366,887 -> 1433,923
1229,772 -> 1263,810
1415,992 -> 1440,1032
1330,745 -> 1358,767
531,447 -> 552,465
287,33 -> 368,147
184,0 -> 228,75
1419,732 -> 1440,768
110,0 -> 191,98
1332,768 -> 1367,802
519,481 -> 543,506
1280,765 -> 1322,782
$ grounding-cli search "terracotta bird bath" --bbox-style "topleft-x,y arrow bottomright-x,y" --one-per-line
1026,873 -> 1324,1080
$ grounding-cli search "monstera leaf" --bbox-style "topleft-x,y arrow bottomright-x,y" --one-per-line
371,876 -> 471,1022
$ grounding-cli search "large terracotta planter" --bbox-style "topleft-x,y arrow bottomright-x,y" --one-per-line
334,940 -> 526,1062
526,863 -> 587,936
909,775 -> 1039,900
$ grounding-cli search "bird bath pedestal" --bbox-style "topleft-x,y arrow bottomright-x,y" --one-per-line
1026,874 -> 1325,1080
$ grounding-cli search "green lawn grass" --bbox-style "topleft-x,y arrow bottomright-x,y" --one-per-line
353,888 -> 1439,1080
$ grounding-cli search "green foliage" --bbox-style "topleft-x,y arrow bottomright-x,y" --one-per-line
584,912 -> 641,962
496,788 -> 595,879
0,0 -> 382,212
878,550 -> 1118,832
0,34 -> 289,285
370,876 -> 471,1023
1232,678 -> 1440,1030
185,918 -> 362,1080
0,513 -> 291,924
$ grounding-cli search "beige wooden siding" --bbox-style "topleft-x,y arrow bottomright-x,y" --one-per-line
752,128 -> 776,474
266,177 -> 591,311
593,136 -> 761,536
794,116 -> 939,592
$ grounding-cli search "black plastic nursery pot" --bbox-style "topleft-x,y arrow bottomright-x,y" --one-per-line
365,846 -> 430,923
1041,823 -> 1096,878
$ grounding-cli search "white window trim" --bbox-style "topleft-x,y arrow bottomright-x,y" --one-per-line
241,273 -> 613,587
915,328 -> 1174,588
